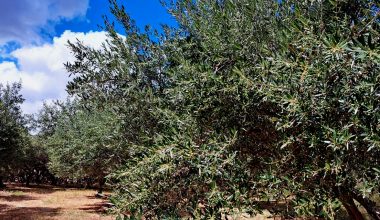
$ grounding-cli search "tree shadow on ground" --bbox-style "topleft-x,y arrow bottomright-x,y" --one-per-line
3,183 -> 58,194
0,195 -> 37,202
81,195 -> 113,215
86,193 -> 111,199
79,201 -> 110,214
0,204 -> 11,211
0,207 -> 61,220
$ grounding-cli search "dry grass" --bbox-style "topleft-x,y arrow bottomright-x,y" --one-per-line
0,183 -> 115,220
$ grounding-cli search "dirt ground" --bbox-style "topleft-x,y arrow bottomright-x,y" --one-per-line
0,183 -> 115,220
0,183 -> 276,220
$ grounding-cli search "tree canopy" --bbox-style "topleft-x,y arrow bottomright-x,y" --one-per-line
62,0 -> 380,219
0,0 -> 379,219
0,82 -> 29,187
44,100 -> 126,193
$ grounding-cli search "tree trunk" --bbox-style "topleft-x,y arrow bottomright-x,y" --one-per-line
0,176 -> 5,188
350,189 -> 380,220
97,177 -> 106,194
85,178 -> 92,189
51,176 -> 57,186
25,174 -> 30,187
340,196 -> 365,220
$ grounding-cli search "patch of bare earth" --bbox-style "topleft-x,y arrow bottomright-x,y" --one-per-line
0,183 -> 115,220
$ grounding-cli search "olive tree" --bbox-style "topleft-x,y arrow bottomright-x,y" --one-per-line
64,0 -> 380,219
256,0 -> 380,218
66,0 -> 281,218
43,100 -> 126,193
0,82 -> 28,187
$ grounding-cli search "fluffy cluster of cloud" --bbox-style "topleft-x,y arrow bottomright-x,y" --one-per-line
0,31 -> 107,114
0,0 -> 89,44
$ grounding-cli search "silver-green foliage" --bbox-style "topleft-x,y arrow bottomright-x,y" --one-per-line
0,83 -> 28,182
45,100 -> 125,184
64,0 -> 380,219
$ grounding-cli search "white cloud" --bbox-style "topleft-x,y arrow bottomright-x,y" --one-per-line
0,0 -> 90,45
0,30 -> 108,114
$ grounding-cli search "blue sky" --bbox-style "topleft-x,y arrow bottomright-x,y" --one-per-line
56,0 -> 177,35
0,0 -> 176,114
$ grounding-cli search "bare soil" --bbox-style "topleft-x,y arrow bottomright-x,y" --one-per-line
0,183 -> 115,220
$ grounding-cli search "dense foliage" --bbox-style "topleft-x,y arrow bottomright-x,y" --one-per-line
259,1 -> 380,218
44,100 -> 126,193
0,82 -> 29,187
1,0 -> 379,219
62,0 -> 380,219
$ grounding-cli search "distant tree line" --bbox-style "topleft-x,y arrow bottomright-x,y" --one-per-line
0,84 -> 109,190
